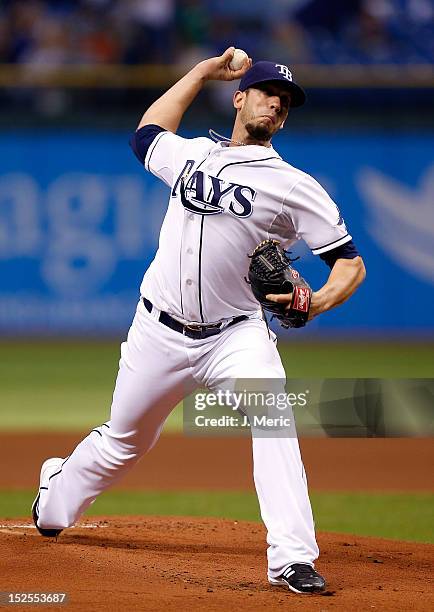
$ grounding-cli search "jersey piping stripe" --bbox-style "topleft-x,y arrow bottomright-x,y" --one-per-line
311,234 -> 351,255
145,131 -> 167,171
196,155 -> 279,322
215,156 -> 280,178
183,152 -> 211,321
179,241 -> 184,316
198,216 -> 205,322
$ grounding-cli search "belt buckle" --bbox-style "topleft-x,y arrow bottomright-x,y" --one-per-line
183,322 -> 222,338
183,323 -> 203,336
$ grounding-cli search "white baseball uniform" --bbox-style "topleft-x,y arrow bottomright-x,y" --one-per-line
36,128 -> 351,579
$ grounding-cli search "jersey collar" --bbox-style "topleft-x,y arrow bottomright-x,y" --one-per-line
209,128 -> 281,159
214,138 -> 281,160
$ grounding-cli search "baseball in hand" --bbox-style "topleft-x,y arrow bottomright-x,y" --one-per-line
229,48 -> 248,71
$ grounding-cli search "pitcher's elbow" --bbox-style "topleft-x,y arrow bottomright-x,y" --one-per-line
356,256 -> 366,285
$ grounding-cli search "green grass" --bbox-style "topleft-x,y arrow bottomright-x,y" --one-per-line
1,490 -> 432,544
1,340 -> 433,431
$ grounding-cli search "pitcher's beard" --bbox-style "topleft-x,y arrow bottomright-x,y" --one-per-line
245,120 -> 274,142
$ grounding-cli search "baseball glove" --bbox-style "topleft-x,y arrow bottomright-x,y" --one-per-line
247,239 -> 312,328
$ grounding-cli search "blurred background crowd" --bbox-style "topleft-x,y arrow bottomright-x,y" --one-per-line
0,0 -> 433,341
1,0 -> 433,124
1,0 -> 433,68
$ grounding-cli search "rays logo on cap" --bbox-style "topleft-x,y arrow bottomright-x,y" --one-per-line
275,64 -> 292,81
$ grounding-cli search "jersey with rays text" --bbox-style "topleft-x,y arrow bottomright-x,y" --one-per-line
140,130 -> 351,323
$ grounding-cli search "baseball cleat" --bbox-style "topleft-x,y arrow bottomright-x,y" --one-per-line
269,563 -> 326,594
31,457 -> 64,537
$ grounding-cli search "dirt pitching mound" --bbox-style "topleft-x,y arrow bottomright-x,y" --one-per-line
1,516 -> 433,611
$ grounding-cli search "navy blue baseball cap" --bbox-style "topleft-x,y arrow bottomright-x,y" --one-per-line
239,61 -> 306,108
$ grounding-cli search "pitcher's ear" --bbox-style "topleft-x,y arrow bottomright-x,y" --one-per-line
280,121 -> 285,130
233,90 -> 245,110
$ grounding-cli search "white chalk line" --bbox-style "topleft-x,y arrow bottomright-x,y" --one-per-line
0,524 -> 107,529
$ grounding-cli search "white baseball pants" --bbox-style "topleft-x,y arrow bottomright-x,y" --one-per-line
37,298 -> 319,577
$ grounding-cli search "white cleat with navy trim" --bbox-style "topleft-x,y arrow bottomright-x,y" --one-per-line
31,457 -> 64,537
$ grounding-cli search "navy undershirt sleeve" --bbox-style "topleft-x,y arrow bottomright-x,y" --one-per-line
129,124 -> 166,164
319,240 -> 360,268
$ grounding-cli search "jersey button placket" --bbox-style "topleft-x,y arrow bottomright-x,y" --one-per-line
180,210 -> 201,321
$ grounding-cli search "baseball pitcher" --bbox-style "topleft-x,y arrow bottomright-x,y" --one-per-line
32,48 -> 366,595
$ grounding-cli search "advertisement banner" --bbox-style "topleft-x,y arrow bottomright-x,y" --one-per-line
0,130 -> 433,335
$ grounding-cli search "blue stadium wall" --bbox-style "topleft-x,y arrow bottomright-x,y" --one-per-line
0,130 -> 433,337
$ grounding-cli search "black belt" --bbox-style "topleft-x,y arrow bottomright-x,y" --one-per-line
142,297 -> 247,339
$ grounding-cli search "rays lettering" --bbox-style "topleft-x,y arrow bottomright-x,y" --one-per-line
172,162 -> 256,218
